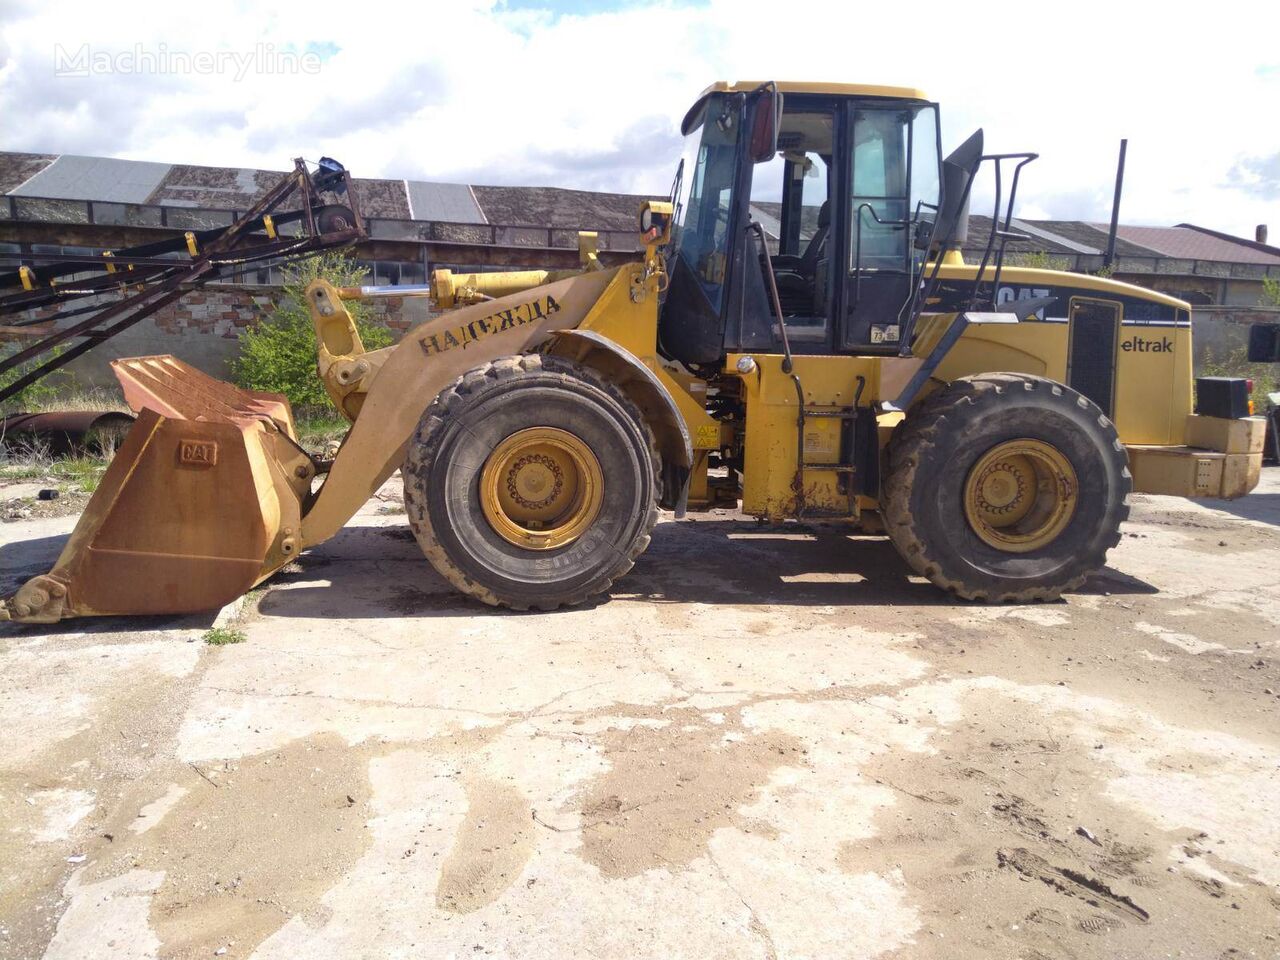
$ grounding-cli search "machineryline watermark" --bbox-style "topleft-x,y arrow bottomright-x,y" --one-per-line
54,43 -> 323,80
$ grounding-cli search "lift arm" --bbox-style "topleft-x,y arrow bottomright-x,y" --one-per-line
0,158 -> 365,405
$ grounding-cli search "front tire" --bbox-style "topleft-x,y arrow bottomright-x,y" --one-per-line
883,373 -> 1131,601
403,355 -> 659,610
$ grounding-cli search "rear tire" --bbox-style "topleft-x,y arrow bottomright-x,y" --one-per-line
403,355 -> 659,610
883,373 -> 1130,601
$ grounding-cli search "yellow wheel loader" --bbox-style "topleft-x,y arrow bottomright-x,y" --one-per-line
2,81 -> 1270,623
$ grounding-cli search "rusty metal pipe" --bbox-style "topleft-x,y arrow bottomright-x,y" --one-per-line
0,410 -> 136,456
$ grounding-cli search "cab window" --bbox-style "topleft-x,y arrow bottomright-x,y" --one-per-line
671,95 -> 741,315
748,107 -> 835,342
850,108 -> 909,271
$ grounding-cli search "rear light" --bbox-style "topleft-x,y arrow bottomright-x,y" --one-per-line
1246,378 -> 1255,393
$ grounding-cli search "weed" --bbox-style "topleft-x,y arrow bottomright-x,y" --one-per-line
1006,250 -> 1071,272
203,627 -> 246,646
41,456 -> 107,494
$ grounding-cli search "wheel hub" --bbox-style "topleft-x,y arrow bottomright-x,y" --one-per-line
480,427 -> 603,550
506,454 -> 564,509
963,439 -> 1078,553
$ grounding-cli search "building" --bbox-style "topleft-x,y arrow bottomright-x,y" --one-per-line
0,151 -> 652,388
3,151 -> 1278,387
960,215 -> 1280,358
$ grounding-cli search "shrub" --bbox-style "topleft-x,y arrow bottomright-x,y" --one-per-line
1,342 -> 67,414
231,253 -> 394,409
1260,275 -> 1280,308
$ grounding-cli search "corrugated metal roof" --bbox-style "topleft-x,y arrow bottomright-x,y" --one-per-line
1009,218 -> 1100,254
1108,224 -> 1280,265
10,154 -> 172,203
407,181 -> 485,224
1020,220 -> 1163,258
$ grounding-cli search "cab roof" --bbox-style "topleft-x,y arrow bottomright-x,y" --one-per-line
682,81 -> 931,134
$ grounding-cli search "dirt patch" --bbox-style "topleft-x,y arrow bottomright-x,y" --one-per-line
572,706 -> 804,879
436,775 -> 537,914
1129,509 -> 1276,555
996,847 -> 1150,922
80,734 -> 377,960
841,686 -> 1280,960
0,644 -> 205,959
2,489 -> 91,522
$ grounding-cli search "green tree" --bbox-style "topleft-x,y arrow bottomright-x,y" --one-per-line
232,253 -> 394,410
1261,275 -> 1280,308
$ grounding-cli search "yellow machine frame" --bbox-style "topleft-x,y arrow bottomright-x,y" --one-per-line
1,84 -> 1267,623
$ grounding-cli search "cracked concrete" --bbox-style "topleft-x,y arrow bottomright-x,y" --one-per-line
2,469 -> 1278,959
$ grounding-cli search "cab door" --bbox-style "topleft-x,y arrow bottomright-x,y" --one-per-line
839,102 -> 940,352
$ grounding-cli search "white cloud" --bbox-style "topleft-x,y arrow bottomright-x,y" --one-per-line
1,0 -> 1278,237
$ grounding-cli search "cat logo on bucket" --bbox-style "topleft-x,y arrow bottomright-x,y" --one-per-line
420,295 -> 562,358
178,440 -> 217,467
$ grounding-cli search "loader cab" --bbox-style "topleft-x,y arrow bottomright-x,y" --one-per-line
660,82 -> 942,366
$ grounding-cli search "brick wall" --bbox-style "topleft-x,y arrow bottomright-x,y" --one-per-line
155,285 -> 427,337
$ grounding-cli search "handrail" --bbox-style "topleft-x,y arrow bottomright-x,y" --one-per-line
894,150 -> 1037,359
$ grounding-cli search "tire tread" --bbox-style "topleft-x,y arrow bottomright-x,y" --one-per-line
403,354 -> 660,610
883,373 -> 1131,602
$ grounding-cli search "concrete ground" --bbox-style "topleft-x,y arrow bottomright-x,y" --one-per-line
2,470 -> 1279,960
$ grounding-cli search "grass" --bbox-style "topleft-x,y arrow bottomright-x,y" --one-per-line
48,456 -> 106,493
203,627 -> 246,646
295,408 -> 350,447
0,446 -> 107,494
22,388 -> 131,414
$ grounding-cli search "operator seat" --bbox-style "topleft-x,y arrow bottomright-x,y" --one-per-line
799,200 -> 831,276
774,200 -> 830,317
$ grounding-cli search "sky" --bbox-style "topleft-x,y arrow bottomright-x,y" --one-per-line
1,0 -> 1278,239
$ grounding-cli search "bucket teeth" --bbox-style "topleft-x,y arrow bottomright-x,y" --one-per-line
0,575 -> 70,624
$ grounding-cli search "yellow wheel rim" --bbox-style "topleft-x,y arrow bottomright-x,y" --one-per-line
963,439 -> 1078,554
480,427 -> 604,550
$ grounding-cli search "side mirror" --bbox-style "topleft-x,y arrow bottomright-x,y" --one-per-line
749,84 -> 781,163
639,200 -> 673,246
913,217 -> 935,251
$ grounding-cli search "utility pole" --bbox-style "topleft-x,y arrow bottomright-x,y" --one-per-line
1103,139 -> 1128,270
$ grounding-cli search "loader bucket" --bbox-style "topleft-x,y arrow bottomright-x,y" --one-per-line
1,357 -> 315,624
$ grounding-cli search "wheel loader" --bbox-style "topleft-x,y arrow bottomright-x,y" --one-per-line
2,80 -> 1270,624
